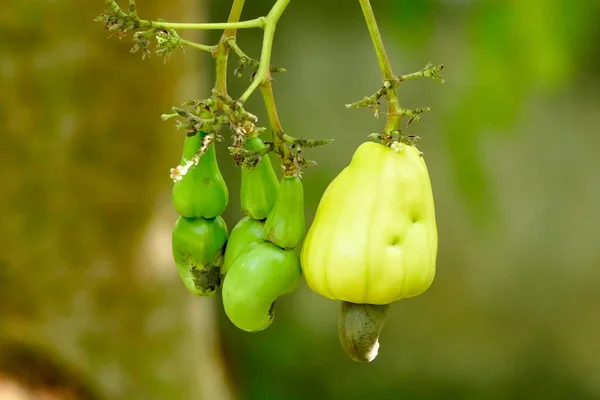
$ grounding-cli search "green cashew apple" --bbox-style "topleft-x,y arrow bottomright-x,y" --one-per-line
172,215 -> 228,296
301,141 -> 438,305
172,132 -> 229,219
240,136 -> 279,220
222,241 -> 302,332
221,216 -> 265,276
263,176 -> 305,249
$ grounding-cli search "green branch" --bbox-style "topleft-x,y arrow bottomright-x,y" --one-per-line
128,0 -> 138,19
227,38 -> 286,78
398,63 -> 445,83
101,0 -> 264,31
179,38 -> 214,53
358,0 -> 393,81
138,18 -> 265,31
358,0 -> 401,137
354,0 -> 444,145
259,78 -> 333,177
226,39 -> 251,62
214,0 -> 247,97
239,0 -> 290,103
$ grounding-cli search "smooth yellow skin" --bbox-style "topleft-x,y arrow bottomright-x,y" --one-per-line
301,141 -> 438,305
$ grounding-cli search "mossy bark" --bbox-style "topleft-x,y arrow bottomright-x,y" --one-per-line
0,0 -> 232,399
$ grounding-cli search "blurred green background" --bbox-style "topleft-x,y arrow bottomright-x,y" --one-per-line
1,0 -> 600,399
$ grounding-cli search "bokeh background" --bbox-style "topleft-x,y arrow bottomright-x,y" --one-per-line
2,0 -> 600,399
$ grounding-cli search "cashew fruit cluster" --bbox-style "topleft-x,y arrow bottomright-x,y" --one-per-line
170,133 -> 438,360
171,132 -> 229,297
98,0 -> 445,364
301,141 -> 438,361
222,137 -> 303,332
170,133 -> 303,333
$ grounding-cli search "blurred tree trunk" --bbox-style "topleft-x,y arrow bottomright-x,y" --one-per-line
0,0 -> 232,399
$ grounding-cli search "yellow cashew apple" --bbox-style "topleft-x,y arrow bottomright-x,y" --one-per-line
301,141 -> 438,305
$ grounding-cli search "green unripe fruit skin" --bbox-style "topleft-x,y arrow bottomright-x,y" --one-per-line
221,216 -> 265,277
172,133 -> 229,219
172,215 -> 228,296
263,176 -> 305,249
222,241 -> 302,332
241,137 -> 279,220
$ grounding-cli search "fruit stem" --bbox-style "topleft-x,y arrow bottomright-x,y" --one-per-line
357,0 -> 402,139
259,81 -> 291,172
357,0 -> 392,81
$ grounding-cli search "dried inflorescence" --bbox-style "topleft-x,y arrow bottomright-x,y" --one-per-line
346,62 -> 444,146
96,0 -> 333,181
